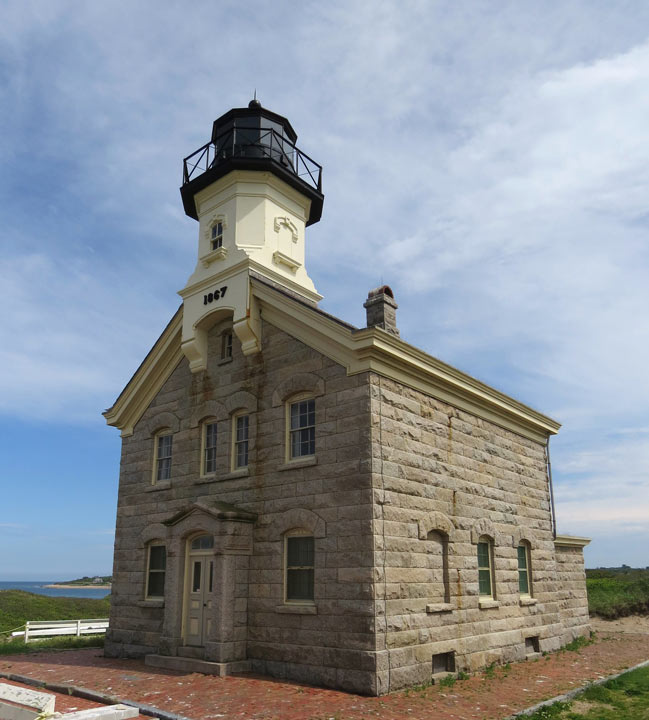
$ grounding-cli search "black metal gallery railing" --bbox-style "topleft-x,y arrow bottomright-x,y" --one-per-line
182,127 -> 322,193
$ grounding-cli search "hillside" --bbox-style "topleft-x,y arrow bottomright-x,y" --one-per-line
586,567 -> 649,618
56,575 -> 112,586
0,591 -> 111,634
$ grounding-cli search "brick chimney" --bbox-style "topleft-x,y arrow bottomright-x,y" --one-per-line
364,285 -> 399,336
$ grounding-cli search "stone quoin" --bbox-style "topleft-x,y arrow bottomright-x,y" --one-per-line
103,101 -> 590,695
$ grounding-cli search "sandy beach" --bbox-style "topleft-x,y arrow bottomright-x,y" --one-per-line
44,584 -> 112,589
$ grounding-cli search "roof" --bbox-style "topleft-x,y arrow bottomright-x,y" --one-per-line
104,278 -> 560,443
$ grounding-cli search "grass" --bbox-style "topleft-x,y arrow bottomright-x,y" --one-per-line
586,567 -> 649,618
0,634 -> 105,655
517,664 -> 649,720
0,590 -> 110,635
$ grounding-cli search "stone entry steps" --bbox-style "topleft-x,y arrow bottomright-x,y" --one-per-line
144,654 -> 250,677
176,647 -> 204,660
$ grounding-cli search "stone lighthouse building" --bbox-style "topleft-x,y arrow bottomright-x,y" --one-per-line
103,101 -> 590,695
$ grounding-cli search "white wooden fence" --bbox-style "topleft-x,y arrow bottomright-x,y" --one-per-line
11,618 -> 109,642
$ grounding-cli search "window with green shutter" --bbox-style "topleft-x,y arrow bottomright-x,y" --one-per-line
518,543 -> 531,596
477,540 -> 493,597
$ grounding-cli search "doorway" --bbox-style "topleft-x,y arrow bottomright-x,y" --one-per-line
183,535 -> 214,647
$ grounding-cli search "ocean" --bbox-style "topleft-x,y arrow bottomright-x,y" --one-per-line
0,581 -> 111,599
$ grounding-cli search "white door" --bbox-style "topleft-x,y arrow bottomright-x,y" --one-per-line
184,538 -> 214,647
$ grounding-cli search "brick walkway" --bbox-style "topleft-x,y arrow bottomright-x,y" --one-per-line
1,631 -> 647,720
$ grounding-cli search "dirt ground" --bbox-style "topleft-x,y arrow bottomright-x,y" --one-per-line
1,621 -> 648,720
590,614 -> 649,634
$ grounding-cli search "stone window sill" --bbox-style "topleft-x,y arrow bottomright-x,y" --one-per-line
194,467 -> 249,485
426,602 -> 454,614
520,597 -> 538,606
479,598 -> 500,609
145,481 -> 171,492
137,599 -> 164,608
200,247 -> 228,267
278,456 -> 317,472
275,604 -> 317,615
223,467 -> 250,480
217,356 -> 233,366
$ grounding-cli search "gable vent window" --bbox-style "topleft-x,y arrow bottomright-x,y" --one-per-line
234,414 -> 249,468
221,331 -> 233,360
154,433 -> 173,484
289,398 -> 315,459
203,421 -> 218,474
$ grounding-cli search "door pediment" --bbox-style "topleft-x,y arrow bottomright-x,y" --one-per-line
162,501 -> 257,555
163,501 -> 257,528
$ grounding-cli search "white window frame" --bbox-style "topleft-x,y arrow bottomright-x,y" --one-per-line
210,221 -> 224,251
231,412 -> 249,471
477,536 -> 495,599
152,430 -> 173,485
286,394 -> 316,462
200,419 -> 218,476
145,543 -> 166,599
283,531 -> 315,605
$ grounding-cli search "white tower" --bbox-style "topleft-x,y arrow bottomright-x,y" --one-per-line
178,100 -> 324,372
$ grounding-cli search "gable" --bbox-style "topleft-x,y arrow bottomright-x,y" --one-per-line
104,280 -> 560,443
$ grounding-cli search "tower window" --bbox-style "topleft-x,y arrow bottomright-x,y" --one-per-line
211,222 -> 223,251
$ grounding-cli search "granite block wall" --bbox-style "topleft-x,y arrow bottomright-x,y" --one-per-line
105,317 -> 589,695
368,374 -> 589,691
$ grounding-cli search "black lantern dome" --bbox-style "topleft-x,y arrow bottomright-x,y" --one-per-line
181,100 -> 324,226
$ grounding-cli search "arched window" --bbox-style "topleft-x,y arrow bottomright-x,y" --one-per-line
477,536 -> 495,599
152,430 -> 173,484
145,543 -> 166,599
518,542 -> 532,597
284,531 -> 315,603
232,412 -> 249,469
201,418 -> 218,475
287,394 -> 315,460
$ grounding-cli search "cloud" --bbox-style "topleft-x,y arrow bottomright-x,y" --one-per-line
0,1 -> 648,569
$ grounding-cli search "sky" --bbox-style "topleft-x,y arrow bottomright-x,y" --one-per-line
1,0 -> 648,579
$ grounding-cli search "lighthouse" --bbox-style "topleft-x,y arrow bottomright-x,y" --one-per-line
178,99 -> 324,371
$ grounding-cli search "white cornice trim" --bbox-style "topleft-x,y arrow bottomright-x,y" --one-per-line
103,308 -> 184,437
554,535 -> 591,547
251,279 -> 560,443
104,279 -> 562,444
